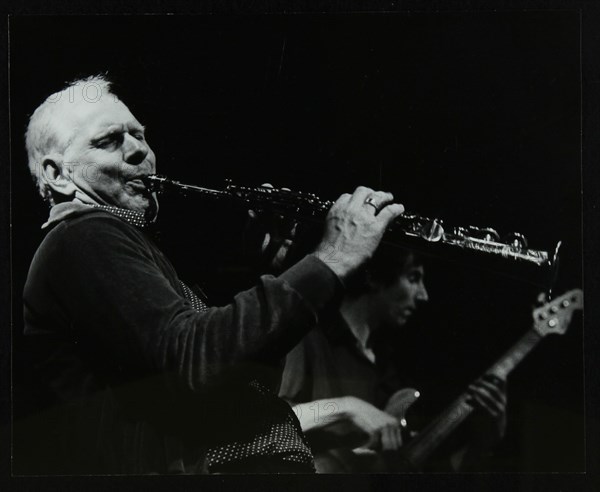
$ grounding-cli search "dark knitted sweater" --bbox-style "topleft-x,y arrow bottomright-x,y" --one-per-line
20,202 -> 340,474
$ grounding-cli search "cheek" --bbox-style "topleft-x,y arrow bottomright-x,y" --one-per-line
386,293 -> 408,316
72,163 -> 103,188
73,163 -> 123,194
394,282 -> 412,303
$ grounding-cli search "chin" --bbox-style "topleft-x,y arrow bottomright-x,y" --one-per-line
381,318 -> 406,331
123,193 -> 156,213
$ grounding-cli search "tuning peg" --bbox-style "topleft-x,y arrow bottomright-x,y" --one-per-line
535,291 -> 548,307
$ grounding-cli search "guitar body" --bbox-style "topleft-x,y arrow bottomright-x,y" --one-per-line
312,388 -> 421,473
384,387 -> 421,425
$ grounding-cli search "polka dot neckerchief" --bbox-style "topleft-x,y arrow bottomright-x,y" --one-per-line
95,204 -> 314,472
92,204 -> 151,230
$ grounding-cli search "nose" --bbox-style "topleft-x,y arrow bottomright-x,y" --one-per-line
122,133 -> 149,165
416,282 -> 429,304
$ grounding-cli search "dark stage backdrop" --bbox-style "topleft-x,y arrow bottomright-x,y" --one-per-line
10,13 -> 583,472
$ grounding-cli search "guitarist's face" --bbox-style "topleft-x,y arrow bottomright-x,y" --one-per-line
371,262 -> 429,330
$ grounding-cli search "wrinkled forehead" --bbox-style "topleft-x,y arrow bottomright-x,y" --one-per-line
51,97 -> 139,144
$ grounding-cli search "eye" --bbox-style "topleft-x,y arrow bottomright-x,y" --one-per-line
95,132 -> 124,149
406,270 -> 423,284
132,132 -> 145,141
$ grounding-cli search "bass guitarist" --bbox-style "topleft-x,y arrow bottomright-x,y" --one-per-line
279,245 -> 507,472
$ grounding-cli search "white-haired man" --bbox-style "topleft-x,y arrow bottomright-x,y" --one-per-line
19,75 -> 404,474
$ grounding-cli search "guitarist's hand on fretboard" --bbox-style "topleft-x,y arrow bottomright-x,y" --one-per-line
464,374 -> 508,453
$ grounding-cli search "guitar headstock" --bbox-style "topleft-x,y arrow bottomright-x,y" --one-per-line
533,289 -> 583,337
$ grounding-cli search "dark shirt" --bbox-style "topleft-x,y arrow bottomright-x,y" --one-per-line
19,202 -> 340,474
280,313 -> 396,404
279,312 -> 405,472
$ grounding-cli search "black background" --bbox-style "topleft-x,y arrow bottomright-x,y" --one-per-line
6,6 -> 590,484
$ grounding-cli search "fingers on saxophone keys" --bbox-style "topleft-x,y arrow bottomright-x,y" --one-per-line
331,193 -> 353,210
348,186 -> 376,205
378,202 -> 405,226
349,187 -> 395,211
365,191 -> 395,212
347,186 -> 386,209
335,187 -> 404,224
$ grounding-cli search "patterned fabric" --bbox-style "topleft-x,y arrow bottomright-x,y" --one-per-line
205,380 -> 314,472
178,280 -> 210,312
95,204 -> 314,472
91,204 -> 151,229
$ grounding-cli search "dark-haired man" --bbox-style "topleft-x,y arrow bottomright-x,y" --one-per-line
280,248 -> 507,472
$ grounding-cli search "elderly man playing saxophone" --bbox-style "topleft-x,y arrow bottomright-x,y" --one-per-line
19,75 -> 405,474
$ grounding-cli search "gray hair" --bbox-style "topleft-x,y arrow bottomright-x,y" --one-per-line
25,74 -> 115,203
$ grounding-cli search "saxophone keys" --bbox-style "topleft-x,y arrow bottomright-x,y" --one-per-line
420,218 -> 444,242
504,232 -> 528,250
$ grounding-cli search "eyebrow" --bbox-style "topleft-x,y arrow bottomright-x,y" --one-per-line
91,123 -> 145,142
91,124 -> 123,139
407,266 -> 424,277
128,123 -> 146,134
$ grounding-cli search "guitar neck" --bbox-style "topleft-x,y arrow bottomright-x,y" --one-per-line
488,329 -> 543,379
402,328 -> 543,469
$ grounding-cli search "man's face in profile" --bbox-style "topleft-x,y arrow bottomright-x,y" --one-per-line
55,96 -> 158,213
371,259 -> 429,330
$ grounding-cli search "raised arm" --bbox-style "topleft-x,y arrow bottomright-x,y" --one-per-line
35,186 -> 404,394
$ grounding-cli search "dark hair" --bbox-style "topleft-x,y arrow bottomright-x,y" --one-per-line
345,246 -> 423,297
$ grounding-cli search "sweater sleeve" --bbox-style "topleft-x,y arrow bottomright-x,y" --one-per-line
49,215 -> 342,393
279,339 -> 312,407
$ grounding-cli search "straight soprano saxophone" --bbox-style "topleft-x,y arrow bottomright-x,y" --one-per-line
143,174 -> 559,273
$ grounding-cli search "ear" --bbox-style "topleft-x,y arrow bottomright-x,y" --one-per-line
41,153 -> 77,200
